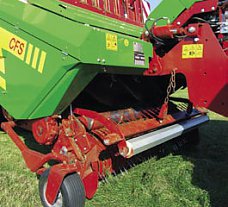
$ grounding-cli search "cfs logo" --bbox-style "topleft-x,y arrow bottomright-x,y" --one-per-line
0,27 -> 47,90
0,27 -> 27,61
0,27 -> 47,73
9,37 -> 25,56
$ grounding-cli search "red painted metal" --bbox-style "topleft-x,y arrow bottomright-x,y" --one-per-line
82,171 -> 99,199
145,23 -> 228,116
32,117 -> 59,145
46,164 -> 78,204
173,0 -> 218,26
0,122 -> 67,172
79,108 -> 144,130
60,0 -> 144,26
1,104 -> 205,202
153,25 -> 187,39
74,108 -> 125,141
158,103 -> 168,120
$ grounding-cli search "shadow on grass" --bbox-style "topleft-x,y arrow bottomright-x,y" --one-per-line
178,120 -> 228,207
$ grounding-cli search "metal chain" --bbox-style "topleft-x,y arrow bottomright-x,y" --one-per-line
164,69 -> 177,104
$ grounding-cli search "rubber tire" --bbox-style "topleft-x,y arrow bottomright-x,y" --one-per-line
39,169 -> 86,207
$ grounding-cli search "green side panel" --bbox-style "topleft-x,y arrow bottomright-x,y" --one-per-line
31,65 -> 98,118
0,19 -> 82,119
29,0 -> 144,38
0,0 -> 152,68
147,0 -> 202,26
0,0 -> 153,119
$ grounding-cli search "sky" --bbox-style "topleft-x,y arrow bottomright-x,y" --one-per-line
147,0 -> 162,11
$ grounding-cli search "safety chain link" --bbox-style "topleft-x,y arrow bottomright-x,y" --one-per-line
164,69 -> 177,104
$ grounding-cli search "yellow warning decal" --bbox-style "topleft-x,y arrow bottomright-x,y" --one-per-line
0,76 -> 6,90
0,49 -> 5,74
106,33 -> 118,51
182,44 -> 204,59
0,48 -> 6,90
0,27 -> 48,90
0,27 -> 27,61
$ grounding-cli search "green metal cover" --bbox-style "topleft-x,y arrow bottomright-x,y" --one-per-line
0,0 -> 152,119
147,0 -> 202,26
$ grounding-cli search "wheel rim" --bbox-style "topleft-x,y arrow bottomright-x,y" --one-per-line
43,182 -> 63,207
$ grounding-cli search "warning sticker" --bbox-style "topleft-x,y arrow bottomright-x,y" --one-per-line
182,44 -> 204,59
133,42 -> 145,66
0,27 -> 27,61
106,33 -> 118,51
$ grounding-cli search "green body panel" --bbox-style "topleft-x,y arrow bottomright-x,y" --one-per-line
0,0 -> 152,119
0,18 -> 81,119
148,0 -> 202,26
30,0 -> 144,37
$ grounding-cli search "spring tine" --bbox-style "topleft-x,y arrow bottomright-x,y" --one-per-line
123,167 -> 128,174
120,169 -> 125,176
104,176 -> 109,183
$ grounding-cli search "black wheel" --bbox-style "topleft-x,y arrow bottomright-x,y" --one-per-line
39,169 -> 86,207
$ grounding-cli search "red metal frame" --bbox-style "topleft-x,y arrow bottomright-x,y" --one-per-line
173,0 -> 218,26
145,23 -> 228,116
60,0 -> 144,26
142,0 -> 228,116
1,105 -> 201,204
1,122 -> 67,173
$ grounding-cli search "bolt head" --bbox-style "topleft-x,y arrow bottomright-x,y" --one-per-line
145,31 -> 149,36
194,37 -> 200,42
188,26 -> 196,33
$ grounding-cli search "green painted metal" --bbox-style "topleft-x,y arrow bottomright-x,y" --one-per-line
0,0 -> 153,119
29,0 -> 144,37
147,0 -> 202,26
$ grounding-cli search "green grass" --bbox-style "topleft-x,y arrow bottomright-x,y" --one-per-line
0,106 -> 227,206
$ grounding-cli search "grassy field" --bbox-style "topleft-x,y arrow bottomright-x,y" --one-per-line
0,110 -> 227,207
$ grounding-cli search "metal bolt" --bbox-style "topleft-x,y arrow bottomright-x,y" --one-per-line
194,37 -> 200,42
188,26 -> 196,33
120,152 -> 125,156
145,31 -> 149,36
104,139 -> 110,145
60,146 -> 68,155
97,58 -> 101,62
153,68 -> 158,73
84,147 -> 87,151
211,7 -> 215,11
201,8 -> 205,12
177,22 -> 181,25
102,59 -> 106,63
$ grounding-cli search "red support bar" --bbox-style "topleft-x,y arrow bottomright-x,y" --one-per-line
109,0 -> 115,14
1,122 -> 67,172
